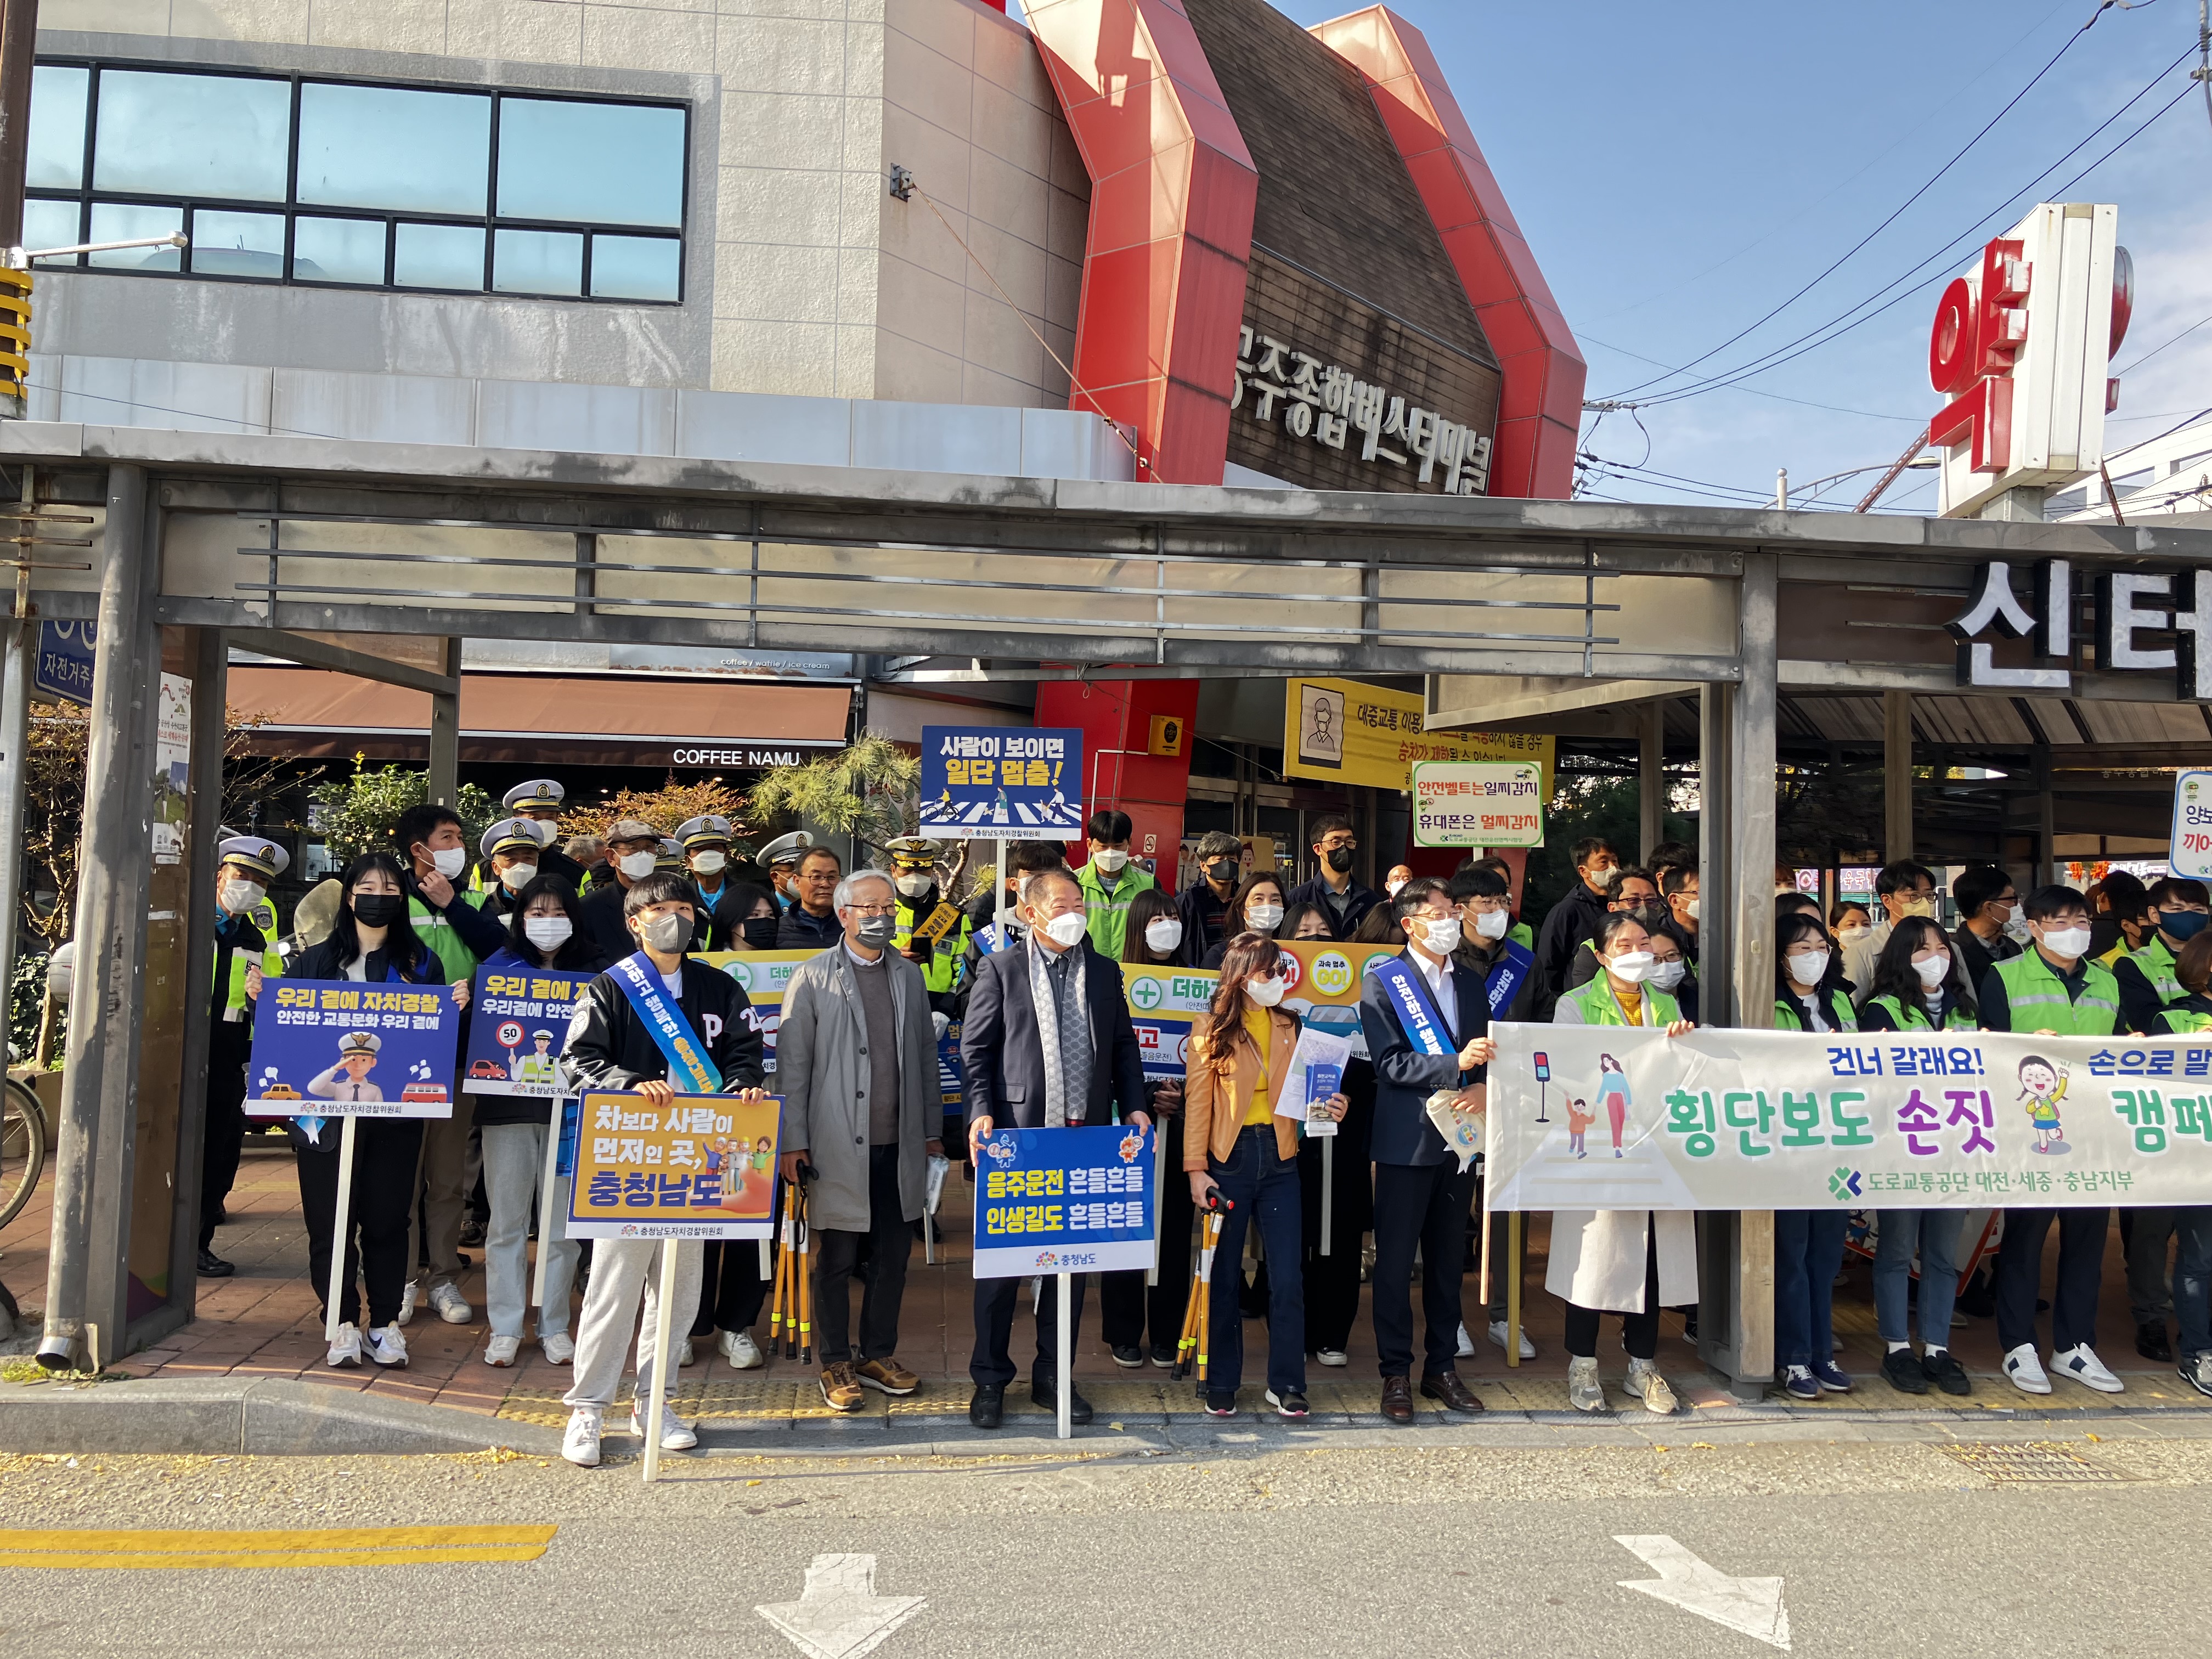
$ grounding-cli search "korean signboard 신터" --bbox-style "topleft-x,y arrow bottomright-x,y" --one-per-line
565,1089 -> 782,1240
1282,678 -> 1554,793
972,1123 -> 1157,1277
918,725 -> 1084,839
1412,760 -> 1544,849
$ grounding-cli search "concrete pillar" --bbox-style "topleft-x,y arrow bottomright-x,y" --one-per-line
1883,689 -> 1913,863
2035,746 -> 2056,888
1638,702 -> 1664,862
427,637 -> 461,808
164,627 -> 228,1329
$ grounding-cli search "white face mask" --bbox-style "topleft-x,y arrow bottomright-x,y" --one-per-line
1246,902 -> 1285,932
1650,958 -> 1686,991
1836,923 -> 1871,945
894,872 -> 932,899
1245,975 -> 1285,1008
500,861 -> 537,891
1093,848 -> 1129,874
1415,915 -> 1461,955
1385,877 -> 1407,898
618,850 -> 658,880
1787,950 -> 1830,987
1609,950 -> 1656,984
218,879 -> 264,917
428,846 -> 468,880
1681,898 -> 1701,922
1040,911 -> 1088,949
1912,953 -> 1951,988
1144,917 -> 1183,953
524,916 -> 573,951
2040,925 -> 2093,961
691,850 -> 727,877
1474,909 -> 1510,940
2002,913 -> 2033,943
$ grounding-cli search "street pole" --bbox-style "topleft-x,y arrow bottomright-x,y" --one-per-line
0,0 -> 38,421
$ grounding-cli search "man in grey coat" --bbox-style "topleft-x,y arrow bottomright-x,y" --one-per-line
776,868 -> 944,1413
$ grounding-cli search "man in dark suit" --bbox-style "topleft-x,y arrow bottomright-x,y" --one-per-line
960,866 -> 1151,1429
1358,878 -> 1494,1424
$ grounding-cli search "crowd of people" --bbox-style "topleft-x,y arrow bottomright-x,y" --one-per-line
195,785 -> 2208,1460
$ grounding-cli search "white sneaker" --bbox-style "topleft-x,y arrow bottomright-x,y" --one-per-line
428,1281 -> 472,1325
365,1323 -> 409,1368
1455,1322 -> 1476,1358
678,1338 -> 697,1368
2051,1343 -> 2125,1394
631,1400 -> 698,1451
541,1331 -> 575,1365
1489,1320 -> 1537,1360
2003,1342 -> 2052,1395
719,1329 -> 764,1369
562,1407 -> 602,1468
1567,1354 -> 1605,1412
326,1321 -> 363,1369
396,1282 -> 419,1327
1316,1348 -> 1348,1367
1626,1358 -> 1677,1416
483,1335 -> 521,1367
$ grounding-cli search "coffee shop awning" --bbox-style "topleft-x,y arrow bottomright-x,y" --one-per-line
226,668 -> 853,768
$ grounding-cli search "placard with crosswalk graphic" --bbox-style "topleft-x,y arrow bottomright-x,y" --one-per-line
918,725 -> 1085,839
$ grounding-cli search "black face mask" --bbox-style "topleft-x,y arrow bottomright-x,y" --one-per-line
1632,902 -> 1671,932
352,893 -> 405,929
741,914 -> 780,951
1325,847 -> 1356,874
1206,859 -> 1238,884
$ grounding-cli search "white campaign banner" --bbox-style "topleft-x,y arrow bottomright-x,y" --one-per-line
1488,1022 -> 2212,1211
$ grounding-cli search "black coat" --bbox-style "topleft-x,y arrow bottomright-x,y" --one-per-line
959,935 -> 1147,1131
577,881 -> 636,964
1531,881 -> 1611,1018
562,959 -> 767,1094
776,904 -> 842,951
1175,879 -> 1237,968
1358,947 -> 1488,1167
1285,874 -> 1381,941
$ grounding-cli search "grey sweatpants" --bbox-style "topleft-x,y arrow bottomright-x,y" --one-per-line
480,1121 -> 578,1341
562,1237 -> 702,1412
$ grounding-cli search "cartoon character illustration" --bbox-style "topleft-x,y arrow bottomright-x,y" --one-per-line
1597,1052 -> 1630,1159
509,1029 -> 559,1087
2017,1054 -> 2071,1154
751,1135 -> 774,1172
1567,1097 -> 1594,1159
704,1136 -> 727,1176
984,1134 -> 1018,1166
308,1031 -> 383,1102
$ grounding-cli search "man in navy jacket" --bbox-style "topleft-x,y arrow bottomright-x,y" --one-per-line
1284,812 -> 1381,941
961,867 -> 1150,1429
1359,878 -> 1494,1424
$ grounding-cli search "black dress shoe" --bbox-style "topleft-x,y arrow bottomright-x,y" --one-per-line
2138,1322 -> 2173,1363
1031,1380 -> 1094,1425
969,1384 -> 1005,1430
1380,1374 -> 1415,1424
1420,1370 -> 1484,1414
196,1248 -> 235,1279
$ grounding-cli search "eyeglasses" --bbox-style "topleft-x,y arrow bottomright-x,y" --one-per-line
843,902 -> 898,917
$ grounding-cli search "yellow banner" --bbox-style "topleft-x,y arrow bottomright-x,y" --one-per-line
1120,939 -> 1401,1017
1282,678 -> 1554,795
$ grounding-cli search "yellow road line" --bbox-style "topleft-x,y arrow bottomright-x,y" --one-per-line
0,1525 -> 557,1570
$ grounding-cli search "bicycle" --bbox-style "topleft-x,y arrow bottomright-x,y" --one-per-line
0,1070 -> 47,1233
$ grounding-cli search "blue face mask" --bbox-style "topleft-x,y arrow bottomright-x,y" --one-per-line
2163,909 -> 2209,942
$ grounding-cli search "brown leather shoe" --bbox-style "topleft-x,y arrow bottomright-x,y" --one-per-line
857,1357 -> 919,1396
1420,1369 -> 1485,1414
1380,1374 -> 1415,1424
820,1361 -> 865,1413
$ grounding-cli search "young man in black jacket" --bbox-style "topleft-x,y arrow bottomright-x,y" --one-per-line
557,872 -> 770,1468
1285,813 -> 1380,941
1531,836 -> 1620,1019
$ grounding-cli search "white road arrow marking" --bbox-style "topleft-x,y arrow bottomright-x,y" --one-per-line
755,1553 -> 926,1659
1615,1534 -> 1791,1651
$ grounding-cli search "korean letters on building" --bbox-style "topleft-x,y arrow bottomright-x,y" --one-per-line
1944,557 -> 2212,695
1232,325 -> 1491,495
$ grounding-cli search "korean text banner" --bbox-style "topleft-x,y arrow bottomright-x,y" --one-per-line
1122,962 -> 1217,1081
972,1124 -> 1156,1277
918,724 -> 1084,839
693,950 -> 814,1075
1282,678 -> 1554,795
247,982 -> 462,1119
1412,760 -> 1544,848
1488,1023 -> 2212,1212
1119,941 -> 1402,1077
566,1089 -> 780,1240
464,966 -> 595,1096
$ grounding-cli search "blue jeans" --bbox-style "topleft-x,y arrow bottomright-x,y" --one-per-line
1205,1125 -> 1306,1398
1774,1209 -> 1848,1369
1872,1208 -> 1965,1348
2174,1207 -> 2212,1360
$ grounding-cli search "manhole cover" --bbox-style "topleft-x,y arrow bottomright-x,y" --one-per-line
1934,1441 -> 2136,1482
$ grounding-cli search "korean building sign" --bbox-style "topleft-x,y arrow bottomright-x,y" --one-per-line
1233,324 -> 1490,495
1945,557 -> 2212,696
1412,761 -> 1544,848
1282,678 -> 1554,793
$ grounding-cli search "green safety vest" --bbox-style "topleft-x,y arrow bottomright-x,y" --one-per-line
1990,949 -> 2120,1036
1561,974 -> 1681,1028
895,894 -> 972,996
1509,922 -> 1534,951
1866,992 -> 1976,1033
1076,862 -> 1158,962
408,890 -> 486,985
1774,990 -> 1859,1033
213,912 -> 283,1024
2122,935 -> 2183,1006
2158,1006 -> 2212,1035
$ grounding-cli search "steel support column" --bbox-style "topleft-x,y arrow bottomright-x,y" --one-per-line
427,637 -> 460,808
1883,689 -> 1913,863
1638,702 -> 1664,862
2035,746 -> 2056,888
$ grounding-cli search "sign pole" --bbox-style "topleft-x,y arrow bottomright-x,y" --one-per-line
324,1117 -> 357,1345
1506,1209 -> 1523,1370
642,1240 -> 679,1484
1320,1138 -> 1334,1257
994,839 -> 1008,947
530,1108 -> 563,1312
1146,1126 -> 1164,1285
1055,1269 -> 1072,1441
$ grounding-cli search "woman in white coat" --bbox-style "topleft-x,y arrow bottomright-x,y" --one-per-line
1547,912 -> 1697,1415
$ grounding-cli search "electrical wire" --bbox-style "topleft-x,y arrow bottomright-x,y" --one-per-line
1578,333 -> 1922,421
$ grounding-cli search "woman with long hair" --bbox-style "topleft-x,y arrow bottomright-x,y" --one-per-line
1771,907 -> 1857,1401
1182,932 -> 1347,1417
1099,887 -> 1198,1368
286,852 -> 465,1372
472,874 -> 607,1370
1199,873 -> 1289,968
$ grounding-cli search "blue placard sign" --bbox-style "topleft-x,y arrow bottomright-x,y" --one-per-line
35,619 -> 94,706
918,724 -> 1084,839
971,1122 -> 1156,1278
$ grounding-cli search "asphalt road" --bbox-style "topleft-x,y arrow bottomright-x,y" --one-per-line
3,1426 -> 2208,1657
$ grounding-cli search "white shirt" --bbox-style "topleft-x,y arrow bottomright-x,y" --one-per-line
1408,945 -> 1458,1041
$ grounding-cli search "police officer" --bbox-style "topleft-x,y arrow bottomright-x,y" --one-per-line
500,779 -> 590,889
676,814 -> 764,951
759,830 -> 815,912
200,834 -> 287,1279
476,816 -> 556,922
885,836 -> 966,1016
654,836 -> 687,877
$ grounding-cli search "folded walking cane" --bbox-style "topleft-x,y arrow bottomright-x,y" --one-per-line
1171,1192 -> 1233,1382
794,1169 -> 815,1367
770,1181 -> 796,1358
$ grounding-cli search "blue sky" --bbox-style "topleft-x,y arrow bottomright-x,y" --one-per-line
1267,0 -> 2212,513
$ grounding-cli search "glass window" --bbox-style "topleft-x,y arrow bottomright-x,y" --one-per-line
496,98 -> 684,228
292,216 -> 385,285
191,210 -> 286,279
493,228 -> 582,296
297,82 -> 490,216
92,70 -> 291,202
394,222 -> 485,290
590,234 -> 680,302
27,65 -> 87,190
88,202 -> 181,270
23,198 -> 81,266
